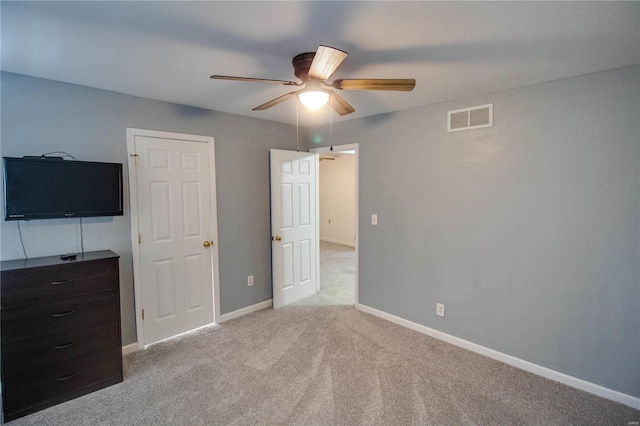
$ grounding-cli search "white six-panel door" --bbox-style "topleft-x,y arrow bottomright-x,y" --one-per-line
130,131 -> 217,346
270,149 -> 318,309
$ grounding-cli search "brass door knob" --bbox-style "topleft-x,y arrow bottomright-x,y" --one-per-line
272,235 -> 282,241
203,241 -> 211,248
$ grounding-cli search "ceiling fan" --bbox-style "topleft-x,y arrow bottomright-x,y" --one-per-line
210,45 -> 416,116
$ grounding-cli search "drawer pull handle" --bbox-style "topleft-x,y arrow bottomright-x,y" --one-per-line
56,372 -> 79,381
52,310 -> 76,317
54,341 -> 76,350
51,279 -> 75,285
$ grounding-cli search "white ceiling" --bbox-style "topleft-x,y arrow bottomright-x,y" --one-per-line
2,1 -> 638,127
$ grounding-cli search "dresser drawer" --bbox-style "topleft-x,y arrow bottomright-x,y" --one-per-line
1,257 -> 119,308
2,318 -> 121,377
1,290 -> 120,341
2,347 -> 123,415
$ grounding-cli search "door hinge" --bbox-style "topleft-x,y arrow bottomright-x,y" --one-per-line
130,153 -> 139,166
142,309 -> 145,320
138,233 -> 141,244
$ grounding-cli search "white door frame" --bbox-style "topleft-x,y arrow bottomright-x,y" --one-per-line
310,143 -> 359,306
126,128 -> 221,349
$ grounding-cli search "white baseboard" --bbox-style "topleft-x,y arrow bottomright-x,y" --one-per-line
120,301 -> 273,353
356,303 -> 640,410
320,237 -> 355,248
219,299 -> 273,323
122,343 -> 138,356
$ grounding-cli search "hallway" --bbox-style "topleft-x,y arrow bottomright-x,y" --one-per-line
296,241 -> 355,306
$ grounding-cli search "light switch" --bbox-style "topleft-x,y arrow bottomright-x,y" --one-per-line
371,214 -> 378,225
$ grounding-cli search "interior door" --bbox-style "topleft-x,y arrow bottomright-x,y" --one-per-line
133,135 -> 215,345
270,149 -> 318,309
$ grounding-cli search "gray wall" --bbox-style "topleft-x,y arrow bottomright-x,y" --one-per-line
0,72 -> 308,345
310,66 -> 640,397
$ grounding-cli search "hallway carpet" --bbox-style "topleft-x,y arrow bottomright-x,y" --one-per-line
296,241 -> 356,306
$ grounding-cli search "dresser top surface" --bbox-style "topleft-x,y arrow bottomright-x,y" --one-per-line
1,250 -> 119,272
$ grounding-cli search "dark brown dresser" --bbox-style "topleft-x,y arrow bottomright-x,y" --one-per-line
1,250 -> 123,422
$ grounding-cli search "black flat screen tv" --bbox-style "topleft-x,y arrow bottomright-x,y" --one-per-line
3,157 -> 124,220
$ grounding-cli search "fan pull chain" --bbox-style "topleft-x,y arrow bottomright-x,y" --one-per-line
296,100 -> 299,152
330,95 -> 333,151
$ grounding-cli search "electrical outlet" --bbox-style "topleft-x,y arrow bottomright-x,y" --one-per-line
247,275 -> 254,286
436,303 -> 445,317
371,214 -> 378,225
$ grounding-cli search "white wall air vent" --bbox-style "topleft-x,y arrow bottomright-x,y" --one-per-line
447,104 -> 493,132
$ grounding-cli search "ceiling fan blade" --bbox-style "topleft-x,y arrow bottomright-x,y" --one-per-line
253,91 -> 299,111
331,79 -> 416,91
330,92 -> 356,116
308,46 -> 348,81
210,75 -> 300,86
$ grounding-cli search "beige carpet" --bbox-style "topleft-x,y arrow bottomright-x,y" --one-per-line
9,307 -> 638,425
8,243 -> 639,425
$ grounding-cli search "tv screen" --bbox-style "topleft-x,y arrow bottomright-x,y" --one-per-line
3,157 -> 123,220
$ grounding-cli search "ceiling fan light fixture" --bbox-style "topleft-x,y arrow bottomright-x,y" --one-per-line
298,90 -> 330,110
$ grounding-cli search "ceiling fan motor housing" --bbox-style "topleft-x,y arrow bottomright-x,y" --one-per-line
292,52 -> 316,81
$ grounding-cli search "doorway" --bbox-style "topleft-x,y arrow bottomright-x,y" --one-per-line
310,144 -> 359,306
